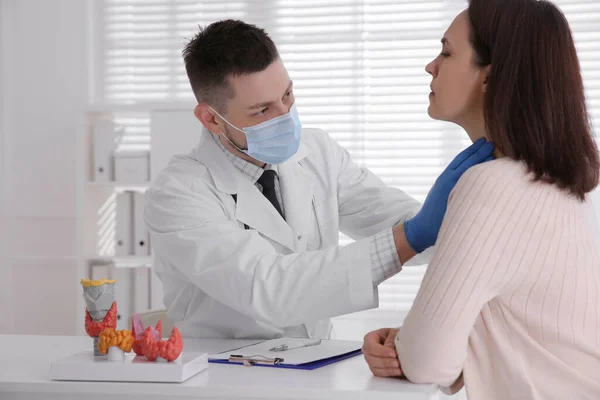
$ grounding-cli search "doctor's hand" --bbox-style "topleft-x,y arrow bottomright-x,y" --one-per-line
404,138 -> 494,253
362,328 -> 403,377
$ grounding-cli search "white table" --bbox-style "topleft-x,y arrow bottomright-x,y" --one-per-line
0,335 -> 441,400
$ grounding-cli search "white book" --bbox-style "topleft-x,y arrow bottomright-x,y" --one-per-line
50,351 -> 208,383
133,191 -> 150,256
112,267 -> 133,331
93,119 -> 123,182
115,192 -> 133,257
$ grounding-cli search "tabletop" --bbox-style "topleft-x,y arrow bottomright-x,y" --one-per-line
0,334 -> 441,400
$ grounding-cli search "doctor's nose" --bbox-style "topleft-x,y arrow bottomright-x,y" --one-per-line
272,101 -> 293,118
278,103 -> 291,117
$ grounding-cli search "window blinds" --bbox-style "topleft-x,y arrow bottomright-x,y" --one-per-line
97,0 -> 600,323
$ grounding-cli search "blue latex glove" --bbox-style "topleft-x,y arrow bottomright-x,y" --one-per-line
404,138 -> 495,253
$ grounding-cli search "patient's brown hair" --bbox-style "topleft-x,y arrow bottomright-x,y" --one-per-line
468,0 -> 599,200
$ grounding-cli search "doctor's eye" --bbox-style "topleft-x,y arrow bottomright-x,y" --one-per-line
440,52 -> 450,58
284,89 -> 294,99
254,108 -> 269,116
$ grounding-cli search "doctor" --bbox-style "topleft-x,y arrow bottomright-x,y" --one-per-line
145,19 -> 494,339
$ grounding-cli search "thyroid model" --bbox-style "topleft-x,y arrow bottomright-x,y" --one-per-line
81,277 -> 183,362
132,313 -> 183,362
81,279 -> 118,356
98,328 -> 135,361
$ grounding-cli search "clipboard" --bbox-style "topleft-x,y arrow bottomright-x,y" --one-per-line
208,338 -> 363,370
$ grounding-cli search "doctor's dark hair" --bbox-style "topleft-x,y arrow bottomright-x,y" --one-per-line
468,0 -> 599,200
182,19 -> 279,114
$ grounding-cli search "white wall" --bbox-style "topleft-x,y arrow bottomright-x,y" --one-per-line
0,0 -> 9,334
0,0 -> 88,335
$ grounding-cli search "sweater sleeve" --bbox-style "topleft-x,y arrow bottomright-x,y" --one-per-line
394,165 -> 517,388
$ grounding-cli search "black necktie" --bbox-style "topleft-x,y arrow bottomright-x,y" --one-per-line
257,170 -> 284,219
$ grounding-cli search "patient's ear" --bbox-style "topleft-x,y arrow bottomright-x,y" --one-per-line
481,65 -> 491,93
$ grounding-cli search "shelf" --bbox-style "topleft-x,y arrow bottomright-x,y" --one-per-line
86,102 -> 195,113
87,256 -> 152,268
86,181 -> 150,191
8,256 -> 77,265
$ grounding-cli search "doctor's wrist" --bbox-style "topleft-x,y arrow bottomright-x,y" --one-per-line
392,224 -> 417,265
403,216 -> 433,254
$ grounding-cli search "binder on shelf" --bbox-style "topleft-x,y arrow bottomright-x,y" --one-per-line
133,267 -> 151,314
113,267 -> 133,331
90,264 -> 111,282
133,191 -> 150,256
115,192 -> 133,257
115,150 -> 150,183
93,119 -> 124,182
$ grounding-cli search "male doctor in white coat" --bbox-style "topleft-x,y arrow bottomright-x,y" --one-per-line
145,20 -> 494,340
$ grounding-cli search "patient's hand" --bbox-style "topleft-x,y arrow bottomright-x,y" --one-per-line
362,328 -> 403,377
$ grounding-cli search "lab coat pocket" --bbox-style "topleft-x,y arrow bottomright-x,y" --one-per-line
313,194 -> 337,227
313,195 -> 339,248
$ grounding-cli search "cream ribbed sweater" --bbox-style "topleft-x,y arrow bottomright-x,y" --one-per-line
395,158 -> 600,400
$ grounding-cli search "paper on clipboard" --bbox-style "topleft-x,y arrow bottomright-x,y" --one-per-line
209,338 -> 362,366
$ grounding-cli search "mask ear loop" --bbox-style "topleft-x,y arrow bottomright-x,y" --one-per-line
207,106 -> 249,153
221,130 -> 248,153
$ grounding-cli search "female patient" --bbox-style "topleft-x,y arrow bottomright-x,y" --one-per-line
363,0 -> 600,399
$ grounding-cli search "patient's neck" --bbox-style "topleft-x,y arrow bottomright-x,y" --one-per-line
461,119 -> 504,159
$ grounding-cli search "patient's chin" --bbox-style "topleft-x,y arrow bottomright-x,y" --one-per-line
427,106 -> 442,121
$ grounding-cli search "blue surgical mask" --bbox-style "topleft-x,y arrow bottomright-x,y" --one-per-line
210,104 -> 302,165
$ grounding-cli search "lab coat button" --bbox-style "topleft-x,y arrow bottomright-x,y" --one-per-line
297,235 -> 303,240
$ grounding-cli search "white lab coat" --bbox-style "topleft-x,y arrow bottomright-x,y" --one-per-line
145,127 -> 429,339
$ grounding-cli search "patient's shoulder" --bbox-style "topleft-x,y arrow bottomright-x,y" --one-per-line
450,158 -> 528,204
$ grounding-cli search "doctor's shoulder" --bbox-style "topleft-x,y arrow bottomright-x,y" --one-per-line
300,127 -> 345,160
145,156 -> 228,225
150,153 -> 213,193
146,153 -> 224,219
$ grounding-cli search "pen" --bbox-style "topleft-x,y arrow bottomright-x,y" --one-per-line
269,339 -> 322,352
229,354 -> 284,366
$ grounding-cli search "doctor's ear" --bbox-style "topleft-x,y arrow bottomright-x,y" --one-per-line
194,104 -> 223,135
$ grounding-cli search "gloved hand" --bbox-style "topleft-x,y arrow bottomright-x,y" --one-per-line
404,138 -> 495,253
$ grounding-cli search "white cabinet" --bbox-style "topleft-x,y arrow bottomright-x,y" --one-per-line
115,150 -> 150,183
77,105 -> 198,335
77,109 -> 158,336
